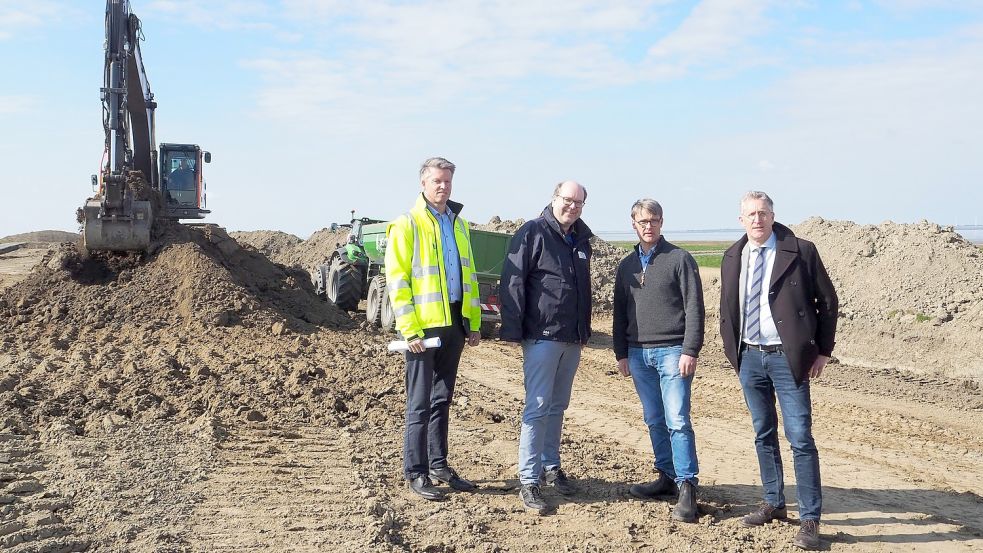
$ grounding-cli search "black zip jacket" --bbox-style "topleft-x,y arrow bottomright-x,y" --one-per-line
499,206 -> 593,344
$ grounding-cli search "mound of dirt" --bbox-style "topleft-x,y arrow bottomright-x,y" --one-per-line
472,216 -> 525,234
231,228 -> 350,274
589,238 -> 629,312
790,218 -> 983,377
227,230 -> 302,265
0,230 -> 80,244
0,222 -> 421,549
0,222 -> 385,434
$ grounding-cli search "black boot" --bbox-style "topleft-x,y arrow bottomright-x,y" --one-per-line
671,481 -> 698,523
628,469 -> 678,500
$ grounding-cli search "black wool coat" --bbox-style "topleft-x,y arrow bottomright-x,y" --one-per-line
719,222 -> 839,384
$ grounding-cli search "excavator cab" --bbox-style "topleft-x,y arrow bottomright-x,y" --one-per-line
160,144 -> 210,219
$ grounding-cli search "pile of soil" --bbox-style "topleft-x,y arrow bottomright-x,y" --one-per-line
226,230 -> 302,265
0,230 -> 80,245
790,218 -> 983,377
0,222 -> 423,550
472,216 -> 525,234
1,223 -> 365,432
230,228 -> 349,274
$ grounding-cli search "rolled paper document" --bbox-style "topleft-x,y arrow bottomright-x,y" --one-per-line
387,336 -> 442,353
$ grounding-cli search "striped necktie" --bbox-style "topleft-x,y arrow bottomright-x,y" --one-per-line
746,247 -> 766,343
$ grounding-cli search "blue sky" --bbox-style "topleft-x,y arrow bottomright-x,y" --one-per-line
2,0 -> 982,239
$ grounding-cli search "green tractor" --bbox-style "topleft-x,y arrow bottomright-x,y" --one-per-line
313,216 -> 512,337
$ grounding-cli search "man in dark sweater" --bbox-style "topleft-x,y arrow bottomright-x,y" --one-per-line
612,198 -> 705,523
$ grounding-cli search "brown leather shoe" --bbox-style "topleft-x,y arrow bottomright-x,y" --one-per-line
740,502 -> 788,527
793,520 -> 821,550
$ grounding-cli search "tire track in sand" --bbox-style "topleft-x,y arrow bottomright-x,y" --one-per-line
461,341 -> 983,552
187,424 -> 378,552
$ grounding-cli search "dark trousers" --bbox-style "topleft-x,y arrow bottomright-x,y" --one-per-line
403,303 -> 466,479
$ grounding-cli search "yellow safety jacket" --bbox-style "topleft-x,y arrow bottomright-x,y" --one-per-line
385,195 -> 482,340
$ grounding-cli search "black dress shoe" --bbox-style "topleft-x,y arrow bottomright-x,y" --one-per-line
408,475 -> 445,501
429,467 -> 478,492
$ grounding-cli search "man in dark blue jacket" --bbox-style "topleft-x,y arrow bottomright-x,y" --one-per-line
499,180 -> 593,515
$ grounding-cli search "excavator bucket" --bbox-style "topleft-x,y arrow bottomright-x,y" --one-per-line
80,197 -> 153,251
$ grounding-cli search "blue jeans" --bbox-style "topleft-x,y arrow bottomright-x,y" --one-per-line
517,339 -> 581,485
739,348 -> 822,521
628,345 -> 699,485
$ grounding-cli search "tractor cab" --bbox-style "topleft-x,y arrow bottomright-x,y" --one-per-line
160,143 -> 211,219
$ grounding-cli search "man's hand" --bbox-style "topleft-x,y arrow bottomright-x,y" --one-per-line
407,338 -> 426,354
467,331 -> 481,347
617,358 -> 630,377
809,354 -> 830,379
679,354 -> 698,377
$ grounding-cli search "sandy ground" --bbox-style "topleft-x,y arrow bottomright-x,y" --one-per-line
1,225 -> 981,552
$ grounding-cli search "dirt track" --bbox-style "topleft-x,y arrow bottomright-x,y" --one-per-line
1,225 -> 981,552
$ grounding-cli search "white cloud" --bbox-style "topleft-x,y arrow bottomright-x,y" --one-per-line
246,0 -> 787,123
712,24 -> 983,224
873,0 -> 983,12
0,95 -> 37,115
647,0 -> 772,63
144,0 -> 278,32
0,1 -> 62,39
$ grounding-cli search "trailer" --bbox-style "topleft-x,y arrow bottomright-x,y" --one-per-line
313,217 -> 511,337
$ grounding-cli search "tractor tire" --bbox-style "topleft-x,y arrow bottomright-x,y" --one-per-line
313,264 -> 330,298
366,275 -> 385,327
380,289 -> 397,331
327,258 -> 363,312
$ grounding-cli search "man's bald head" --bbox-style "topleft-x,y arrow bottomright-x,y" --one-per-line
551,180 -> 587,232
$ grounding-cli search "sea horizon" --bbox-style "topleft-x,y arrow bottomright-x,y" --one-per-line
596,226 -> 983,245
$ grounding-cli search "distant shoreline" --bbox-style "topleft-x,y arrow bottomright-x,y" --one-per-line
598,226 -> 983,245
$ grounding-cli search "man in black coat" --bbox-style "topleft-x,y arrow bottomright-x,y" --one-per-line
500,180 -> 592,515
719,191 -> 838,551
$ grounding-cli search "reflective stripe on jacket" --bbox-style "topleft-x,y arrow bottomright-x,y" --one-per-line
385,194 -> 482,340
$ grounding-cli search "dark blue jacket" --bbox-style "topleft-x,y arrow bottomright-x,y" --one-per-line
499,206 -> 593,344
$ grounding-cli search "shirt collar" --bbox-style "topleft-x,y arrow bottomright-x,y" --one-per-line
745,232 -> 777,254
426,203 -> 453,221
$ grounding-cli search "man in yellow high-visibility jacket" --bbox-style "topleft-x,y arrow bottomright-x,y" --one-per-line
385,156 -> 482,501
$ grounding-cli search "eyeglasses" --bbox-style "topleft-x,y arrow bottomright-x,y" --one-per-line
633,218 -> 662,228
742,210 -> 773,221
556,196 -> 585,208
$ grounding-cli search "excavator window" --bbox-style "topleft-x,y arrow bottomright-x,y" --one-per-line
165,156 -> 198,205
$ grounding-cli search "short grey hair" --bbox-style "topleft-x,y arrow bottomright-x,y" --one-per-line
420,157 -> 456,179
552,181 -> 588,202
740,190 -> 774,212
630,199 -> 662,220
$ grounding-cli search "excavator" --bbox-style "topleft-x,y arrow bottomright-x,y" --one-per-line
79,0 -> 211,251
